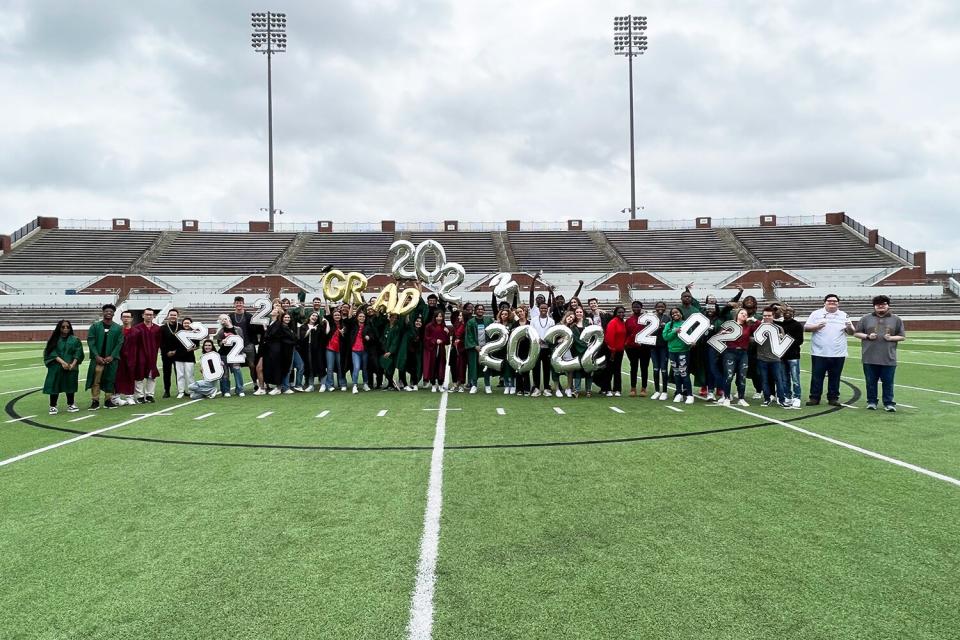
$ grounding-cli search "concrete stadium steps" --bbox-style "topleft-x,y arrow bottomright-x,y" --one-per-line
407,232 -> 500,273
0,230 -> 162,275
732,225 -> 901,269
0,305 -> 106,328
142,232 -> 299,275
285,232 -> 395,275
507,231 -> 615,272
776,295 -> 960,318
601,229 -> 748,271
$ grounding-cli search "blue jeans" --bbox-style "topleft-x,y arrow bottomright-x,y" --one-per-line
651,344 -> 669,393
325,350 -> 342,388
722,349 -> 749,399
810,355 -> 845,402
783,359 -> 801,401
707,349 -> 724,393
284,351 -> 304,391
219,365 -> 244,395
757,359 -> 786,404
351,351 -> 368,386
669,351 -> 691,396
863,363 -> 896,407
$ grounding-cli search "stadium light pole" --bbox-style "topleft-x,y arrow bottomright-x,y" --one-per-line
613,16 -> 647,220
251,11 -> 287,231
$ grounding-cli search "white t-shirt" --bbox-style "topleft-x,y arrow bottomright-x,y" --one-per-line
806,307 -> 850,357
530,306 -> 555,343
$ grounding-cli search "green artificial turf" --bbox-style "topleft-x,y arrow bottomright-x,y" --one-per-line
0,334 -> 958,639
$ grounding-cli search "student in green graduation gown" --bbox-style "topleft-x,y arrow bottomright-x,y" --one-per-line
85,303 -> 124,410
43,320 -> 85,414
465,303 -> 492,394
379,312 -> 407,390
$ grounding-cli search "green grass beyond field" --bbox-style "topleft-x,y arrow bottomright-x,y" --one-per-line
1,333 -> 959,639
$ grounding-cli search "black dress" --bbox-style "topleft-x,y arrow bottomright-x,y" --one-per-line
263,321 -> 297,386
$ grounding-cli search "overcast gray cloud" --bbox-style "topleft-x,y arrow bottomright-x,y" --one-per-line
0,0 -> 957,269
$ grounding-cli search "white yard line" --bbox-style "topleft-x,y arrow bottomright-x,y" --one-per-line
193,412 -> 215,421
0,386 -> 42,396
726,404 -> 960,488
0,399 -> 203,468
256,411 -> 273,419
377,409 -> 388,417
610,406 -> 625,414
939,400 -> 960,407
799,369 -> 960,398
316,410 -> 330,418
406,389 -> 449,640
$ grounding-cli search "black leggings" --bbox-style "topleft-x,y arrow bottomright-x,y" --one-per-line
50,393 -> 75,407
626,346 -> 651,389
532,348 -> 556,389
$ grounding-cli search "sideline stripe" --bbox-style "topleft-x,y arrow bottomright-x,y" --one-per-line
257,411 -> 273,419
726,405 -> 960,488
377,409 -> 388,417
5,415 -> 37,424
316,410 -> 330,418
406,389 -> 449,639
610,406 -> 625,414
0,400 -> 203,468
193,412 -> 215,421
496,408 -> 505,415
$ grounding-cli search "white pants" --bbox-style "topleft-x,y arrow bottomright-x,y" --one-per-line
135,377 -> 157,399
175,362 -> 195,394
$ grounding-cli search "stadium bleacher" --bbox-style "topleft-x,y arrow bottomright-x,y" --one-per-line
602,229 -> 747,271
144,232 -> 298,274
407,232 -> 500,273
0,305 -> 106,328
285,232 -> 395,275
732,225 -> 900,269
0,230 -> 161,274
507,231 -> 613,272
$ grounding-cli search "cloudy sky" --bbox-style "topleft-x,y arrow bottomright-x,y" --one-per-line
1,0 -> 958,269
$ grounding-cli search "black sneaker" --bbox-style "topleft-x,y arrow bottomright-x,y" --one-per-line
807,399 -> 820,406
145,396 -> 156,403
827,399 -> 841,407
135,397 -> 147,405
761,399 -> 772,407
162,391 -> 171,399
104,399 -> 120,409
88,400 -> 100,411
884,405 -> 897,413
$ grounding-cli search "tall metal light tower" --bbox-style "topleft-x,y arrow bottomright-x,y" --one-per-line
613,16 -> 647,220
251,11 -> 287,231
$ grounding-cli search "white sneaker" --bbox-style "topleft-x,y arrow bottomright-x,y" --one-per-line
469,386 -> 478,394
659,393 -> 668,401
752,392 -> 763,400
177,393 -> 185,399
49,406 -> 58,415
649,392 -> 659,400
239,392 -> 246,397
554,389 -> 562,398
405,385 -> 416,392
614,391 -> 621,397
706,393 -> 715,401
340,386 -> 347,392
565,388 -> 573,398
509,387 -> 516,395
531,388 -> 541,398
224,392 -> 231,398
318,385 -> 326,393
304,385 -> 314,392
208,390 -> 219,399
673,394 -> 683,403
737,398 -> 750,407
283,389 -> 294,395
685,396 -> 694,405
253,388 -> 266,396
293,386 -> 304,393
456,386 -> 464,393
67,404 -> 79,413
268,388 -> 281,396
485,386 -> 493,394
352,385 -> 358,394
792,398 -> 801,409
503,387 -> 510,395
363,384 -> 371,392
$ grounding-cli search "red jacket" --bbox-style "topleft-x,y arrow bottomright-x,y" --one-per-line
604,316 -> 627,352
624,313 -> 644,347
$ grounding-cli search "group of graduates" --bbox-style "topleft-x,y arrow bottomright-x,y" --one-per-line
41,271 -> 823,413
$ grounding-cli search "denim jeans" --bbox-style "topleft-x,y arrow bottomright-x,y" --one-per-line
722,349 -> 749,399
707,348 -> 724,393
219,365 -> 244,395
757,359 -> 786,404
651,344 -> 669,393
669,351 -> 692,396
351,350 -> 368,386
862,363 -> 896,407
284,351 -> 304,391
783,359 -> 801,401
810,355 -> 845,401
325,350 -> 342,388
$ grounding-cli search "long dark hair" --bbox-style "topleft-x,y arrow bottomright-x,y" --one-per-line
44,320 -> 73,358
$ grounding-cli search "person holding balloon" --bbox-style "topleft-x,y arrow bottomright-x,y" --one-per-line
662,307 -> 694,404
465,304 -> 493,394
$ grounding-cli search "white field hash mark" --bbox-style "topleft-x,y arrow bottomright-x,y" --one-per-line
316,410 -> 330,418
193,412 -> 215,421
377,409 -> 388,417
257,411 -> 273,419
406,389 -> 449,640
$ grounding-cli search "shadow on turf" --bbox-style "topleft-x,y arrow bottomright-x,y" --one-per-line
5,382 -> 857,453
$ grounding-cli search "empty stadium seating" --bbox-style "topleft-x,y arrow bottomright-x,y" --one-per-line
732,226 -> 899,269
774,295 -> 960,318
285,232 -> 395,275
507,231 -> 613,272
144,232 -> 298,274
407,232 -> 500,272
602,229 -> 748,271
0,305 -> 106,327
0,230 -> 161,274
